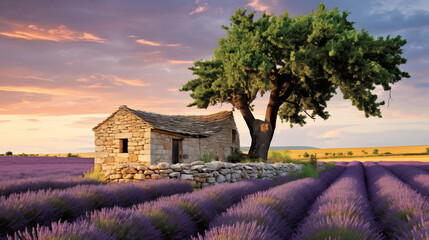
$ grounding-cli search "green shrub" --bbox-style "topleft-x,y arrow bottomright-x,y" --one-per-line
5,151 -> 13,156
269,150 -> 292,163
373,149 -> 379,154
337,152 -> 343,156
347,151 -> 353,156
309,154 -> 317,168
303,152 -> 310,158
241,157 -> 266,163
199,152 -> 214,163
383,152 -> 392,155
332,153 -> 336,156
426,147 -> 429,153
83,169 -> 107,182
67,153 -> 80,157
296,165 -> 319,179
324,162 -> 335,170
324,153 -> 329,156
227,150 -> 246,163
362,150 -> 368,155
19,153 -> 27,156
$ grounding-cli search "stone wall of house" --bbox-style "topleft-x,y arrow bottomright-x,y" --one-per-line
94,109 -> 152,172
104,161 -> 304,188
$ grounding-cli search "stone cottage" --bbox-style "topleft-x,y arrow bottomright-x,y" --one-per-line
93,105 -> 240,171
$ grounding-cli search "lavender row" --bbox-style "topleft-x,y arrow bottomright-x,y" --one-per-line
0,156 -> 93,181
1,179 -> 193,237
0,176 -> 103,197
365,162 -> 429,239
12,177 -> 291,240
196,163 -> 346,239
292,162 -> 382,239
377,162 -> 429,196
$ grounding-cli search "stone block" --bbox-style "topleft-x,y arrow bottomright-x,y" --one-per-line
110,174 -> 122,179
205,162 -> 223,171
159,169 -> 173,174
191,165 -> 204,171
207,177 -> 216,183
171,164 -> 182,171
181,174 -> 194,180
129,154 -> 138,162
191,161 -> 205,166
151,174 -> 161,180
138,154 -> 150,162
158,162 -> 170,169
123,174 -> 134,179
216,175 -> 226,183
115,132 -> 133,139
163,142 -> 171,150
144,170 -> 154,175
149,165 -> 158,170
134,174 -> 145,180
169,172 -> 180,178
194,177 -> 207,183
136,165 -> 148,171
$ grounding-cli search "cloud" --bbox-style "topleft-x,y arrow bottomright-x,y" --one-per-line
166,88 -> 179,92
167,59 -> 194,64
136,38 -> 180,47
21,75 -> 55,82
0,24 -> 106,43
189,2 -> 209,15
112,76 -> 150,87
316,130 -> 342,140
26,119 -> 40,122
0,120 -> 10,123
248,0 -> 271,12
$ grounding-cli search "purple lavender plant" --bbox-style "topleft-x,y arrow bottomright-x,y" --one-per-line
292,161 -> 382,240
365,162 -> 429,239
202,164 -> 346,239
194,221 -> 282,240
377,162 -> 429,196
0,179 -> 192,237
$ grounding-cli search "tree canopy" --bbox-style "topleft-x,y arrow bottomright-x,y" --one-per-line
181,3 -> 409,158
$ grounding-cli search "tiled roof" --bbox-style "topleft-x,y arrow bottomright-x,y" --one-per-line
94,105 -> 234,137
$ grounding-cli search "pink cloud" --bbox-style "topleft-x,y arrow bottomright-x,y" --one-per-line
189,3 -> 209,15
0,24 -> 106,43
248,0 -> 271,12
167,59 -> 194,64
136,38 -> 180,47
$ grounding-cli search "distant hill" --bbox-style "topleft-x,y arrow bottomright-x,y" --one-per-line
240,146 -> 318,151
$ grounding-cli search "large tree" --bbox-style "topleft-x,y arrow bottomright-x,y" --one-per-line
181,3 -> 409,159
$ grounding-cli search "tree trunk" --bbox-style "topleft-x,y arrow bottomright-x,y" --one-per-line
247,120 -> 274,159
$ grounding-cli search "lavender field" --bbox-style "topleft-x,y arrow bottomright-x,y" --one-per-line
1,157 -> 429,239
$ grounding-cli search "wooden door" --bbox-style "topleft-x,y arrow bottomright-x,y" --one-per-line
172,139 -> 180,164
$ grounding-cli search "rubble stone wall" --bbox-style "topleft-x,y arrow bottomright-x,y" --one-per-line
104,161 -> 304,188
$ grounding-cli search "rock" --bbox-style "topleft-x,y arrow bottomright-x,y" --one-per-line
182,170 -> 192,174
134,174 -> 145,180
124,167 -> 138,174
191,165 -> 205,171
144,170 -> 154,175
194,177 -> 207,183
169,172 -> 180,178
151,174 -> 161,180
225,173 -> 231,181
171,164 -> 182,171
181,174 -> 194,180
149,165 -> 158,170
212,171 -> 220,177
191,161 -> 205,166
207,177 -> 216,183
201,183 -> 209,188
181,164 -> 192,169
219,169 -> 230,175
123,174 -> 134,179
197,173 -> 209,178
109,174 -> 122,179
216,175 -> 226,183
158,162 -> 170,170
205,161 -> 224,171
224,162 -> 235,168
136,165 -> 148,171
159,169 -> 173,174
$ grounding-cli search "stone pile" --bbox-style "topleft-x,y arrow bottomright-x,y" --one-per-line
103,161 -> 304,188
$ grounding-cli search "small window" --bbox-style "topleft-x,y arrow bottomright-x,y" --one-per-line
119,139 -> 128,153
232,129 -> 237,142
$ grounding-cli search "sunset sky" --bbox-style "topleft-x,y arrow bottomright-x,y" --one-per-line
0,0 -> 428,154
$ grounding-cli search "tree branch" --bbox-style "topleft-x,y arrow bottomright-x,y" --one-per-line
231,94 -> 255,131
285,100 -> 316,120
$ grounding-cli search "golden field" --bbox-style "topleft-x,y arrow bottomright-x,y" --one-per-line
287,145 -> 429,162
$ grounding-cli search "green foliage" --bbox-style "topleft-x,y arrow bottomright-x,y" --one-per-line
200,152 -> 214,163
426,147 -> 429,153
303,152 -> 310,158
324,162 -> 335,170
332,153 -> 336,156
83,169 -> 107,182
383,152 -> 392,155
67,153 -> 79,157
347,151 -> 353,156
309,154 -> 317,168
337,152 -> 343,156
227,150 -> 246,163
373,149 -> 379,155
181,3 -> 409,127
296,165 -> 319,179
268,149 -> 292,163
362,150 -> 368,155
19,153 -> 28,156
5,151 -> 12,156
324,152 -> 330,156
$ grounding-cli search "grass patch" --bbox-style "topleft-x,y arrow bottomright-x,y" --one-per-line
83,169 -> 107,182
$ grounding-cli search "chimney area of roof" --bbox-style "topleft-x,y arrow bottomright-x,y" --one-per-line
119,105 -> 128,109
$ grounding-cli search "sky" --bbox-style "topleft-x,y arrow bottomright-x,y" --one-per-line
0,0 -> 428,154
